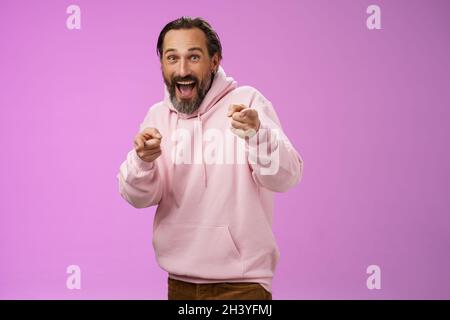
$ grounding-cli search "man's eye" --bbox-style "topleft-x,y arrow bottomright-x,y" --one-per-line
167,56 -> 176,62
190,55 -> 200,61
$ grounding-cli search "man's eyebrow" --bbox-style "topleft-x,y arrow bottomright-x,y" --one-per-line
187,47 -> 204,53
164,47 -> 204,55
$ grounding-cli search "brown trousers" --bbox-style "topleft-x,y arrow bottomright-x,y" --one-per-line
168,277 -> 272,300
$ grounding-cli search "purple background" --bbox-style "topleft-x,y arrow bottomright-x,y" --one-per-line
1,0 -> 449,299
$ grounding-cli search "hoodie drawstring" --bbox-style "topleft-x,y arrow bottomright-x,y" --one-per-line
167,66 -> 237,208
172,114 -> 180,207
172,112 -> 207,208
197,113 -> 207,189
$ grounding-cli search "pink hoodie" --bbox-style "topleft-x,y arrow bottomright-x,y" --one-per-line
117,66 -> 304,293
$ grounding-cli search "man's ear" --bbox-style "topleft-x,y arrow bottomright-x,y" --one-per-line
211,53 -> 220,73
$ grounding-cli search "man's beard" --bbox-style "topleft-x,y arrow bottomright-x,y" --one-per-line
164,71 -> 214,115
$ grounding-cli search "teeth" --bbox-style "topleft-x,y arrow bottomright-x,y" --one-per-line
177,81 -> 195,85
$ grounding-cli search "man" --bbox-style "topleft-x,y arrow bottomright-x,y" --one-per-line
117,17 -> 304,300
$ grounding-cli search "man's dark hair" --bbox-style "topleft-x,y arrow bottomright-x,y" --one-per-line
157,16 -> 222,61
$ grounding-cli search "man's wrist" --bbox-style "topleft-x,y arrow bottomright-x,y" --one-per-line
132,149 -> 155,171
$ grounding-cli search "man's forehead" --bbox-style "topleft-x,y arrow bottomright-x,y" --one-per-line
163,28 -> 207,53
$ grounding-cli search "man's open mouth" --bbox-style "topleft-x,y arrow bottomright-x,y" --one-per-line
175,81 -> 196,99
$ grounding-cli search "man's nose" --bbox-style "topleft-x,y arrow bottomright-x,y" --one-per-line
177,58 -> 191,78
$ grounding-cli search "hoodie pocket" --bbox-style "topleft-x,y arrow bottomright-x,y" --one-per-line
153,223 -> 244,279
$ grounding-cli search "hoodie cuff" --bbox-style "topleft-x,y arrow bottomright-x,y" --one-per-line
245,123 -> 279,165
131,149 -> 155,171
245,123 -> 278,150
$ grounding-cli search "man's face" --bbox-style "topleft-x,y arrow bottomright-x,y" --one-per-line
161,28 -> 219,114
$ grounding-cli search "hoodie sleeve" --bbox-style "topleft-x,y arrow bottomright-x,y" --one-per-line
245,91 -> 304,192
116,108 -> 164,208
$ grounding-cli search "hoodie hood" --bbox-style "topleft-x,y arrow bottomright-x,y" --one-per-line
164,66 -> 237,207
